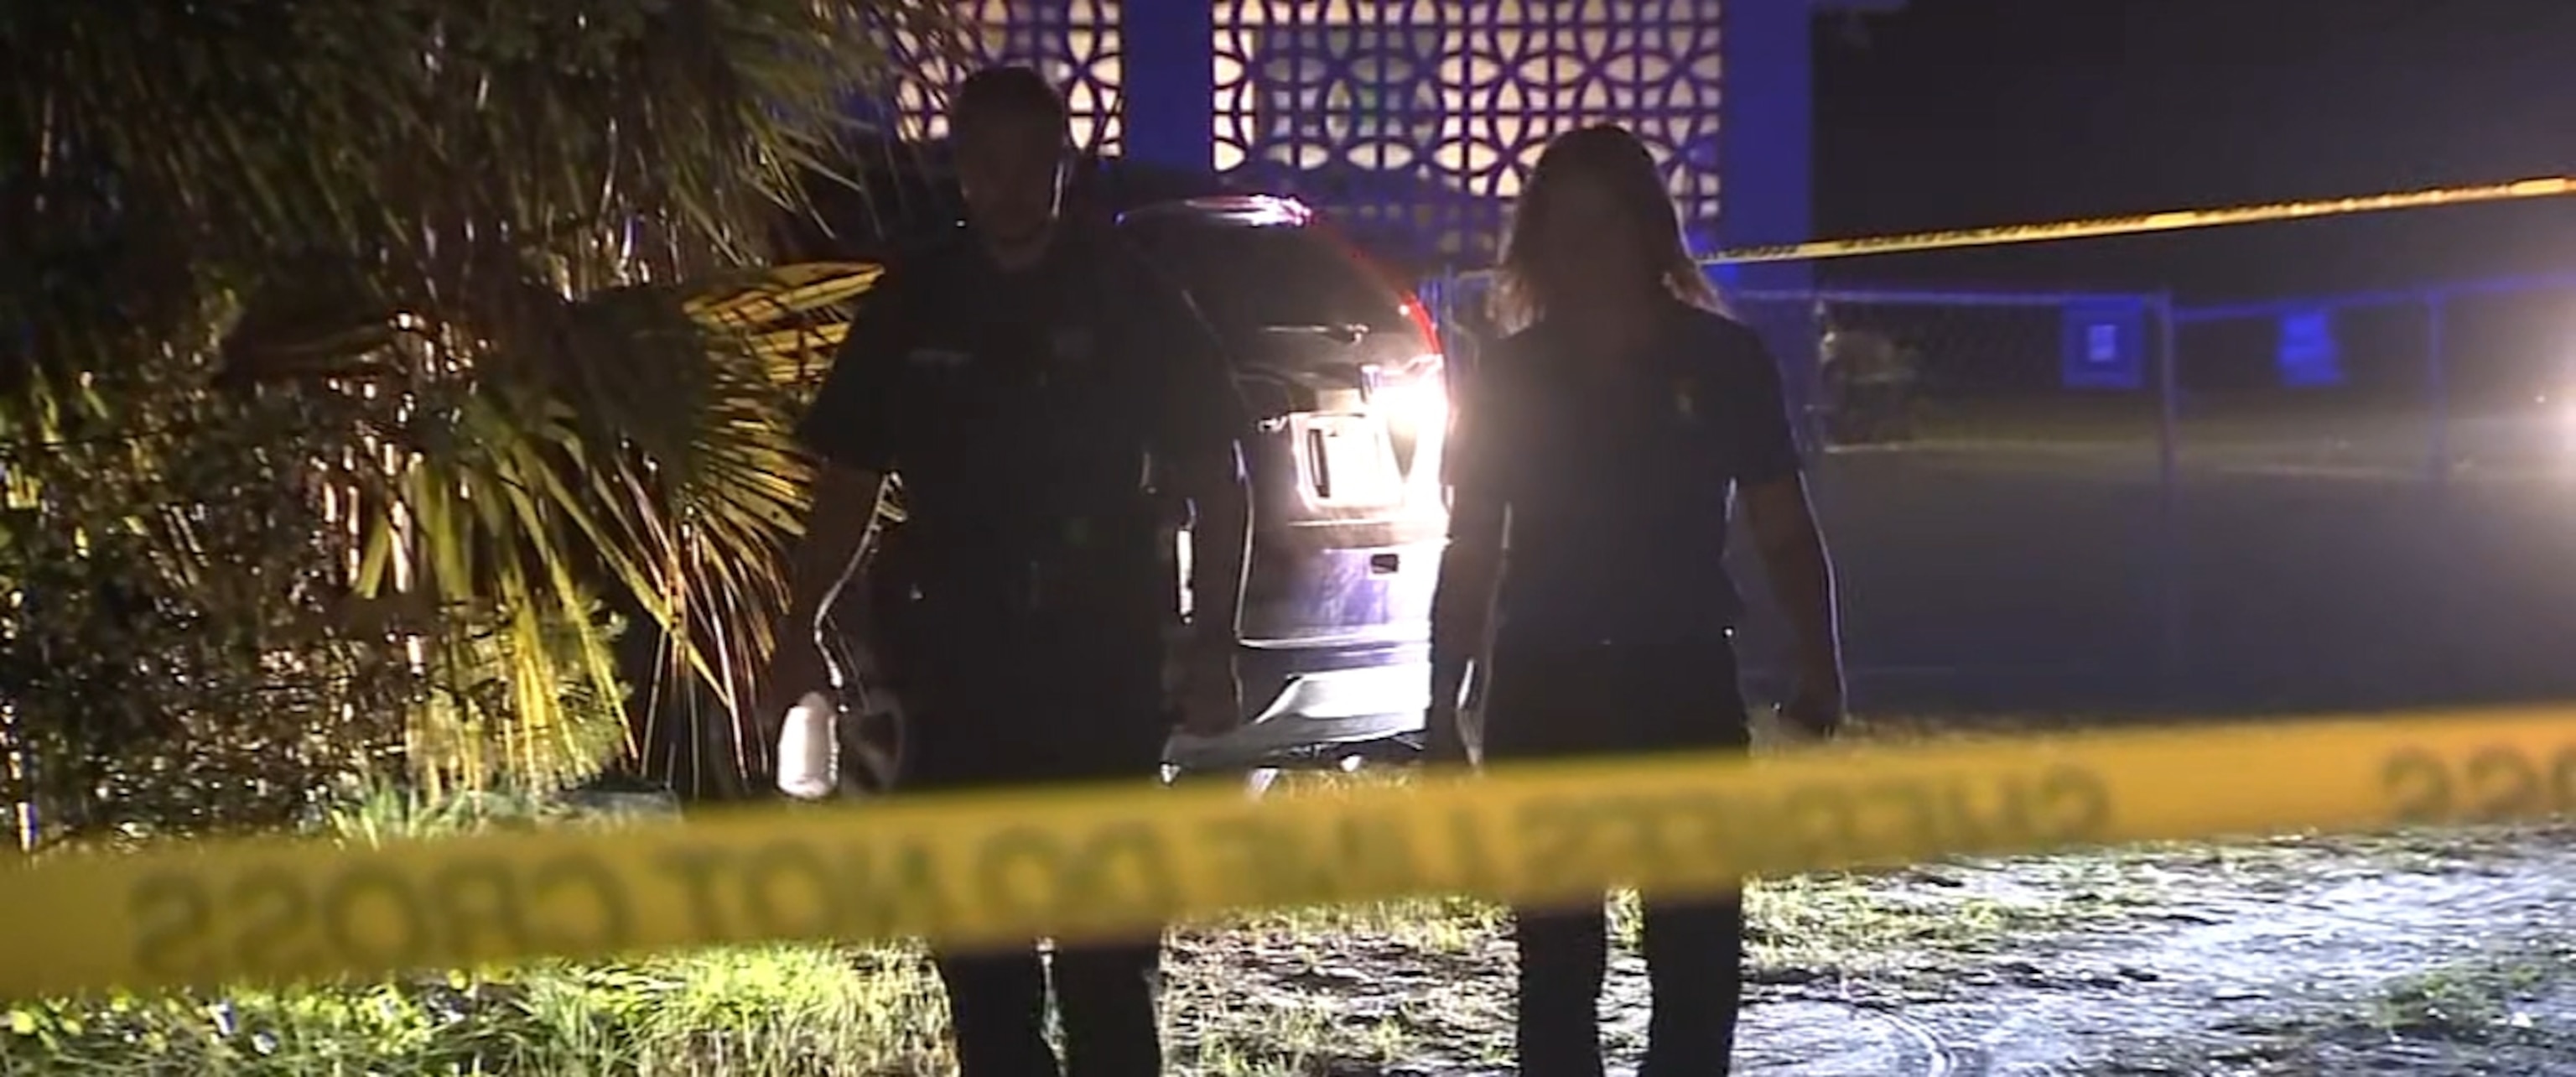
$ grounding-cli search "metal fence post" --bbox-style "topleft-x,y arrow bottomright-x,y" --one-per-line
1815,294 -> 1836,456
2153,292 -> 2185,700
2423,290 -> 2459,694
2423,290 -> 2450,488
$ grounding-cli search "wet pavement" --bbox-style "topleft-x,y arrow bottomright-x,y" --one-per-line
1167,828 -> 2576,1075
1730,408 -> 2576,722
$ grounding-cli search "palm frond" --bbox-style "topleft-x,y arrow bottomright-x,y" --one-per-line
1,1 -> 969,809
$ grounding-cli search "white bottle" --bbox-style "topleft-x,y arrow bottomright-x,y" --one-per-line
776,691 -> 841,800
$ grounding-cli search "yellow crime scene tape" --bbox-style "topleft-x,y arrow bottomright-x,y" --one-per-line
1696,174 -> 2576,266
6,707 -> 2576,999
1445,174 -> 2576,283
704,177 -> 2576,299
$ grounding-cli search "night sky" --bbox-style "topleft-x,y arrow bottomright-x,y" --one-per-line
1811,0 -> 2576,303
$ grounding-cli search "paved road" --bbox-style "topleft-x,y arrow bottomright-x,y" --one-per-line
1733,410 -> 2576,720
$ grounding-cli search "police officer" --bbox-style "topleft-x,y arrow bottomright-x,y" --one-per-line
758,66 -> 1254,1077
1427,125 -> 1847,1076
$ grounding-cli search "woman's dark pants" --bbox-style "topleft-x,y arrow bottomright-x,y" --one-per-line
1483,639 -> 1752,1077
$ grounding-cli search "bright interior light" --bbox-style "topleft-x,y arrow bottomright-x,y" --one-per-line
1374,353 -> 1450,431
1378,378 -> 1448,430
1369,354 -> 1451,493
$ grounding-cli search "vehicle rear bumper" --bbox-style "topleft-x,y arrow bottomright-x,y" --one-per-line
1163,635 -> 1429,770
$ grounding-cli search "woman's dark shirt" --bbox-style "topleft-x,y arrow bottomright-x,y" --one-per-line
1446,302 -> 1805,652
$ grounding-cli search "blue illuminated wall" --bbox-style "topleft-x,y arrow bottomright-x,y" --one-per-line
1208,1 -> 1731,267
889,0 -> 1818,273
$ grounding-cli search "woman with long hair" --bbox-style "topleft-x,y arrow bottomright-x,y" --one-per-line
1427,124 -> 1848,1075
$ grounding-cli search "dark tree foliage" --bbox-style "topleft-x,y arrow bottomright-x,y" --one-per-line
0,0 -> 960,844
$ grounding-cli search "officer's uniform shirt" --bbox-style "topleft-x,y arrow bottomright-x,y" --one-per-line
1447,300 -> 1804,653
795,226 -> 1248,680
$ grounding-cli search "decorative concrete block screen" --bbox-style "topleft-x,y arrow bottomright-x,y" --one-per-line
1215,0 -> 1723,265
886,0 -> 1726,266
889,0 -> 1125,153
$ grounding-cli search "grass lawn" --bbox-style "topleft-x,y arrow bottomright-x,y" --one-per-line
0,873 -> 2077,1076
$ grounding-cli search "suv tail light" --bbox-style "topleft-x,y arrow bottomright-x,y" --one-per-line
1365,351 -> 1447,427
1317,233 -> 1450,492
1365,351 -> 1448,489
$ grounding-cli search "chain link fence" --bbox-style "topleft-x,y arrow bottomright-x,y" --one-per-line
2161,274 -> 2576,713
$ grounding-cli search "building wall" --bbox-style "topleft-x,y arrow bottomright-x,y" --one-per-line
1210,0 -> 1724,267
889,0 -> 1126,152
889,0 -> 1805,273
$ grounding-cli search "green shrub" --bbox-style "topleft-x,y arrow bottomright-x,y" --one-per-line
0,372 -> 632,847
0,377 -> 416,846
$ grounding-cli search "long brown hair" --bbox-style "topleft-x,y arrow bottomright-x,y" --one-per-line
1490,124 -> 1722,333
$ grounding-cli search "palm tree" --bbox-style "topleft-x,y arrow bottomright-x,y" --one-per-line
0,0 -> 961,841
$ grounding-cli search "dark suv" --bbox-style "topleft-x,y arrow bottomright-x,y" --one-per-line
1118,195 -> 1452,774
784,149 -> 1452,783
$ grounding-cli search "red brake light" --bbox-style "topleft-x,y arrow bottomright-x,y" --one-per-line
1395,296 -> 1443,364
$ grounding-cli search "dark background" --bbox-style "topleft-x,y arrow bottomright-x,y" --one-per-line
1812,0 -> 2576,301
